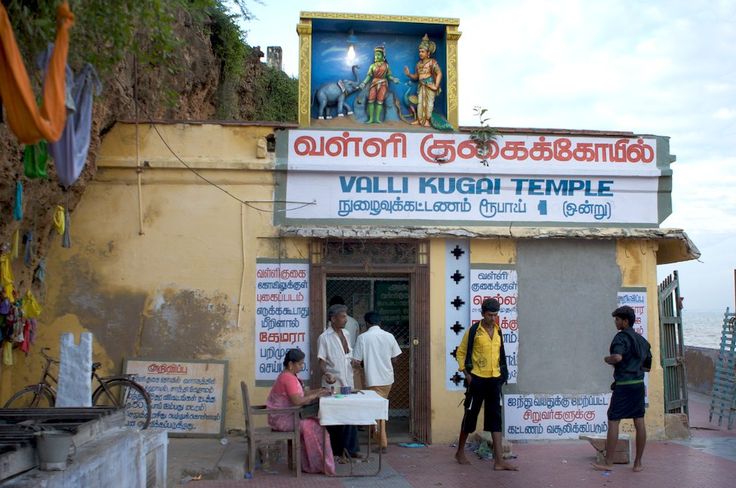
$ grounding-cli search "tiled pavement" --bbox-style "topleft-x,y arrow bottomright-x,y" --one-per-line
171,391 -> 736,488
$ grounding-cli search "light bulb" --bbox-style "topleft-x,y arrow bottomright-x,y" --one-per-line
346,45 -> 356,64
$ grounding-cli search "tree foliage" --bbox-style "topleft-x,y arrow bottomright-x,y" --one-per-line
3,0 -> 297,122
252,65 -> 298,122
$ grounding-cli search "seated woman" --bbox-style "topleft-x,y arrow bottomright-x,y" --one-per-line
267,348 -> 335,475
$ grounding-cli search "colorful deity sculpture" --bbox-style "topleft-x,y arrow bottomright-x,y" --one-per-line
403,34 -> 443,127
359,46 -> 400,124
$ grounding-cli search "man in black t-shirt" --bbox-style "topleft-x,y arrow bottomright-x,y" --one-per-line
593,305 -> 652,473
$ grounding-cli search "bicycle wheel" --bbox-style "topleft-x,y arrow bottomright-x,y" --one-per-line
3,385 -> 55,408
92,378 -> 152,429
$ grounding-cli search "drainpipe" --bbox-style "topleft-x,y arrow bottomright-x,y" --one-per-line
134,55 -> 144,236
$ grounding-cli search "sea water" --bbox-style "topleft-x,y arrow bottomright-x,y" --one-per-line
682,309 -> 733,349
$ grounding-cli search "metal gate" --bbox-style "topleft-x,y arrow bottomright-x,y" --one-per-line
657,270 -> 688,415
325,278 -> 411,420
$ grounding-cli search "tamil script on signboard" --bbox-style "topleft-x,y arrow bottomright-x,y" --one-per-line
255,260 -> 310,383
470,267 -> 519,384
504,393 -> 611,440
126,359 -> 227,436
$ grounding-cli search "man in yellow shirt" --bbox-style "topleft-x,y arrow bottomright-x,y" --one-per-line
454,298 -> 518,470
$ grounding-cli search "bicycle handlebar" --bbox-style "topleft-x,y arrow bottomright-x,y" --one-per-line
40,348 -> 58,364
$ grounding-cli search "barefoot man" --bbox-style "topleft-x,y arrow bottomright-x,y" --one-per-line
454,298 -> 518,470
592,305 -> 652,472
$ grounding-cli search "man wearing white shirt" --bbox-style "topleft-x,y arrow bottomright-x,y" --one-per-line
329,295 -> 363,389
328,296 -> 360,350
318,303 -> 360,459
352,311 -> 402,452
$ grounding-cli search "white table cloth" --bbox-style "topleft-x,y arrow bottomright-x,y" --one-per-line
319,390 -> 389,426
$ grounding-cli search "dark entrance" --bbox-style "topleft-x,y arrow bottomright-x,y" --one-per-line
326,277 -> 411,440
308,240 -> 431,443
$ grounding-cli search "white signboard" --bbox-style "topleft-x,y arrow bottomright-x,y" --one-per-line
469,267 -> 518,383
504,393 -> 611,440
126,359 -> 227,436
617,289 -> 649,403
283,130 -> 665,225
617,289 -> 647,337
285,172 -> 657,224
255,260 -> 310,383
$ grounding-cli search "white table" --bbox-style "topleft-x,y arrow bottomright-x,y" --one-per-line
319,389 -> 389,426
319,390 -> 389,476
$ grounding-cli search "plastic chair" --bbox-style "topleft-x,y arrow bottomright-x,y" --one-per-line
240,381 -> 301,477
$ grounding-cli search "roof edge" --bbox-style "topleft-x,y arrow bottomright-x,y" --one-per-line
279,226 -> 700,264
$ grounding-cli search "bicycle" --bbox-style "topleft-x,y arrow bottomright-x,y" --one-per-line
3,348 -> 152,430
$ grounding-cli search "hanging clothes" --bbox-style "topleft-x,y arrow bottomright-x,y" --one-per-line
20,319 -> 32,353
23,141 -> 49,179
0,253 -> 14,299
53,205 -> 66,235
23,231 -> 33,267
34,258 -> 47,284
21,290 -> 41,319
45,57 -> 101,187
10,228 -> 19,260
62,207 -> 72,248
0,2 -> 74,144
3,340 -> 13,366
13,180 -> 22,220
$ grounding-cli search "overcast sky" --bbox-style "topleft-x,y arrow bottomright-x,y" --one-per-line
239,0 -> 736,312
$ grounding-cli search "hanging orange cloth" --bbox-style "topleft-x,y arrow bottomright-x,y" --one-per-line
0,2 -> 74,144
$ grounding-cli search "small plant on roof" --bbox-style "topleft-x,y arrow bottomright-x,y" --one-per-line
469,106 -> 499,166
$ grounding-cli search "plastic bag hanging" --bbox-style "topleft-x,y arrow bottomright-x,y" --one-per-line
34,258 -> 46,284
52,205 -> 65,235
23,140 -> 49,179
23,230 -> 33,267
2,340 -> 13,366
13,180 -> 22,220
62,207 -> 71,248
10,228 -> 19,260
21,289 -> 42,318
0,253 -> 14,299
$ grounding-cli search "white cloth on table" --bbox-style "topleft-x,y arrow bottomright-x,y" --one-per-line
319,390 -> 389,426
352,326 -> 402,387
318,326 -> 354,388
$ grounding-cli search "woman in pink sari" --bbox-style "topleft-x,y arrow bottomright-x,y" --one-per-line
267,348 -> 335,475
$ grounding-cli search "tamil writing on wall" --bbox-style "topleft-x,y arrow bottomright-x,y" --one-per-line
255,260 -> 310,383
281,130 -> 669,226
470,267 -> 518,384
126,359 -> 227,436
504,393 -> 610,440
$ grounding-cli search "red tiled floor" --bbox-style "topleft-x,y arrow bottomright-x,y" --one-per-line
186,392 -> 735,487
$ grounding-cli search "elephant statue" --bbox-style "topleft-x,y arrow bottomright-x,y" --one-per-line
313,65 -> 361,119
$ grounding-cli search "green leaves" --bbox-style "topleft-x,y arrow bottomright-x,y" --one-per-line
469,105 -> 499,166
5,1 -> 296,122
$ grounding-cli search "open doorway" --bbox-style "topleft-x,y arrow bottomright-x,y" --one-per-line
326,277 -> 413,442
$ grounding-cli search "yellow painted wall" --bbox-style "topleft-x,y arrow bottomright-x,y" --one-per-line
1,123 -> 283,432
616,239 -> 665,438
7,122 -> 669,441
